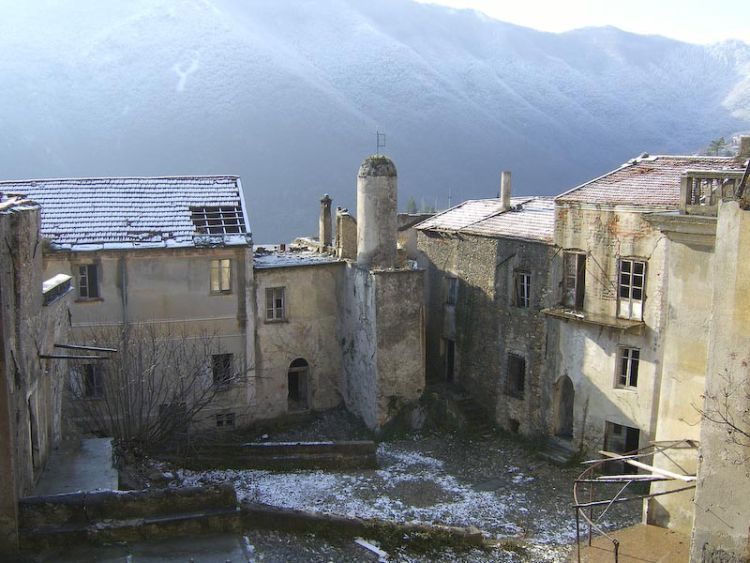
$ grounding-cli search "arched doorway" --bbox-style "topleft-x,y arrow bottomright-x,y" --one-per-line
287,358 -> 310,412
555,376 -> 575,439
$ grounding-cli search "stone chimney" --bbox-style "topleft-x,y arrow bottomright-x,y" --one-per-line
500,171 -> 512,212
739,135 -> 750,160
319,194 -> 332,251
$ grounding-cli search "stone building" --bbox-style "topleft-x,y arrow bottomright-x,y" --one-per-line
0,196 -> 72,553
416,173 -> 556,435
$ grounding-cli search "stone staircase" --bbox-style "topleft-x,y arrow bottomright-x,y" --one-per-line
538,436 -> 578,465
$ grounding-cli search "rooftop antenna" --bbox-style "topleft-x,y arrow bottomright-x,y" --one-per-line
376,130 -> 386,155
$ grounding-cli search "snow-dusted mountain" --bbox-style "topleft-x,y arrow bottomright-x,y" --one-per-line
1,0 -> 749,240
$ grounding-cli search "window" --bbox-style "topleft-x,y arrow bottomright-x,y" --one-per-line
210,259 -> 232,294
78,264 -> 99,299
216,413 -> 235,428
506,354 -> 526,399
83,364 -> 104,398
562,252 -> 586,309
618,259 -> 646,320
265,287 -> 285,321
446,277 -> 458,305
514,271 -> 531,308
616,347 -> 640,388
191,206 -> 246,234
212,353 -> 233,385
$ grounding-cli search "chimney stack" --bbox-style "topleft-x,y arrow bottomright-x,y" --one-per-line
319,194 -> 332,251
739,135 -> 750,160
500,171 -> 512,212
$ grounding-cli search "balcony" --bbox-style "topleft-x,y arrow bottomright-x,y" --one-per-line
680,169 -> 747,215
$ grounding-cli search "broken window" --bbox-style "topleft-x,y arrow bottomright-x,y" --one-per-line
210,258 -> 232,294
618,258 -> 646,320
78,263 -> 99,299
616,347 -> 640,388
215,412 -> 235,428
604,421 -> 640,474
514,271 -> 531,308
191,206 -> 245,235
266,287 -> 285,321
212,353 -> 233,385
506,353 -> 526,399
446,277 -> 458,305
562,252 -> 585,309
83,364 -> 104,398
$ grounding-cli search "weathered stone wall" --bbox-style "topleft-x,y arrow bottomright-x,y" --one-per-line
254,263 -> 345,421
553,204 -> 668,451
43,246 -> 255,431
335,209 -> 357,261
417,229 -> 555,435
0,202 -> 71,554
690,201 -> 750,562
373,269 -> 425,427
340,265 -> 379,428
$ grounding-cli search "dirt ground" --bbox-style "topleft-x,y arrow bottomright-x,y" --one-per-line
165,407 -> 641,562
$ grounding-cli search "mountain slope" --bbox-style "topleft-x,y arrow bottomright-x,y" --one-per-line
0,0 -> 748,240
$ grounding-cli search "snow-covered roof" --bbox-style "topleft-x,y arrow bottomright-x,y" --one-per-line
416,197 -> 555,243
253,245 -> 341,270
556,154 -> 746,206
0,176 -> 251,251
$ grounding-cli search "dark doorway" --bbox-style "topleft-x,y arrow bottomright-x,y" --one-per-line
604,421 -> 641,474
555,376 -> 575,439
444,339 -> 455,383
287,358 -> 310,411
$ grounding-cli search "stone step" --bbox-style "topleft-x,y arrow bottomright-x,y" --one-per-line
538,437 -> 578,465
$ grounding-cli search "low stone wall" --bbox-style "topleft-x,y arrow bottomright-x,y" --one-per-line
241,501 -> 488,551
165,440 -> 378,470
19,485 -> 239,548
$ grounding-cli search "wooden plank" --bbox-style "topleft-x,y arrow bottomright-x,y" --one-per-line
598,450 -> 696,482
55,343 -> 118,353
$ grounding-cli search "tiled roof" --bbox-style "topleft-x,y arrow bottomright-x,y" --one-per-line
416,197 -> 555,243
556,155 -> 746,206
0,176 -> 250,251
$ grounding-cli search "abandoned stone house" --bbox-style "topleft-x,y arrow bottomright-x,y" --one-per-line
0,196 -> 73,551
416,137 -> 750,560
1,156 -> 424,436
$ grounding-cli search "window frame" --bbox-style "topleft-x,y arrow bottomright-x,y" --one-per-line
562,251 -> 586,309
77,263 -> 100,300
210,258 -> 232,294
215,412 -> 236,428
265,287 -> 286,321
617,258 -> 646,320
82,364 -> 104,399
505,353 -> 526,399
514,270 -> 531,308
616,347 -> 640,389
212,353 -> 234,386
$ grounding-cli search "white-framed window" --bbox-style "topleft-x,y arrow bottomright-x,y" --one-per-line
562,252 -> 586,309
618,259 -> 646,320
82,364 -> 104,398
446,277 -> 458,306
506,353 -> 526,399
216,412 -> 235,428
210,258 -> 232,294
265,287 -> 285,321
78,263 -> 99,299
514,271 -> 531,308
616,347 -> 640,388
212,353 -> 233,385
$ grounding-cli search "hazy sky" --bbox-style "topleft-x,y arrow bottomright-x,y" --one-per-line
416,0 -> 750,45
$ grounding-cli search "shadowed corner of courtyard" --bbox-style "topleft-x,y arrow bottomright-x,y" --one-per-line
95,403 -> 640,563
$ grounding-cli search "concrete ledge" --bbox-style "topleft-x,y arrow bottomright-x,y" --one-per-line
240,501 -> 488,550
165,440 -> 378,470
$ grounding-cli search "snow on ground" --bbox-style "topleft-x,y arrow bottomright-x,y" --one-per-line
175,434 -> 640,560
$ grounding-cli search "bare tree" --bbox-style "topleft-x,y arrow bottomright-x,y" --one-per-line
695,368 -> 750,462
68,323 -> 247,451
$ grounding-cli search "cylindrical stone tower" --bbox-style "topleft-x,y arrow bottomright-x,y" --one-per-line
356,155 -> 397,269
319,193 -> 332,251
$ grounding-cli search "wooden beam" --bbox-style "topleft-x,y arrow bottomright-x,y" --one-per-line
599,450 -> 696,482
54,343 -> 118,353
39,354 -> 109,360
